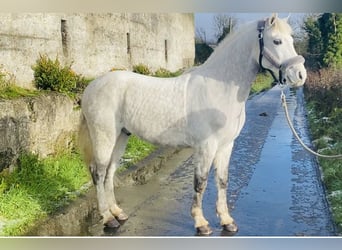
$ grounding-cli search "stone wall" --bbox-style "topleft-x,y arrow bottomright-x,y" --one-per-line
0,93 -> 80,172
0,13 -> 195,88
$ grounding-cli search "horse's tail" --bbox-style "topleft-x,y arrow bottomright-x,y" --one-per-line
78,113 -> 93,168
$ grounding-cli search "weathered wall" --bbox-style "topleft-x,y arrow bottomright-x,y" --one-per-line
0,13 -> 195,88
0,94 -> 80,172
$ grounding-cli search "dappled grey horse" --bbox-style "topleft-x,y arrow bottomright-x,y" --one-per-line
79,14 -> 306,235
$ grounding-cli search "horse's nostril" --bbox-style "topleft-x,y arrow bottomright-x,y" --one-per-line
298,71 -> 303,80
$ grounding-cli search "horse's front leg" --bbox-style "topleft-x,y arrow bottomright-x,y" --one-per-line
191,142 -> 217,236
213,142 -> 238,234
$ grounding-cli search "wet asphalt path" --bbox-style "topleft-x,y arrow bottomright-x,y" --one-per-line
87,86 -> 336,236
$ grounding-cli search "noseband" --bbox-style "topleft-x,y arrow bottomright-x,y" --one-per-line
257,20 -> 305,85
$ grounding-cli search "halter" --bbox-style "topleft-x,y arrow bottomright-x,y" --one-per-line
257,20 -> 305,85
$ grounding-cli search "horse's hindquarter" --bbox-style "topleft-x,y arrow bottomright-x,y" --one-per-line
122,72 -> 189,146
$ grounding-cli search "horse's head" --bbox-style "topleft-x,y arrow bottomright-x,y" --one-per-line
258,14 -> 307,87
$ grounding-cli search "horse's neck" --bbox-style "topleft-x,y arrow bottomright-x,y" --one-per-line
197,22 -> 259,90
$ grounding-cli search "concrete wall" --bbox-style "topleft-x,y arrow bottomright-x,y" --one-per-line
0,93 -> 80,172
0,13 -> 195,88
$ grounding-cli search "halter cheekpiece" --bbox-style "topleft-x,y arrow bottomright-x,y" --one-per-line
257,20 -> 305,85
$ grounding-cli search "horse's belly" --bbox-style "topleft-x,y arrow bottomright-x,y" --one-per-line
122,81 -> 187,146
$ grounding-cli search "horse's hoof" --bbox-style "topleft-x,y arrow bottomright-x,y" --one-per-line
104,218 -> 121,229
115,212 -> 129,225
222,222 -> 238,233
196,225 -> 213,236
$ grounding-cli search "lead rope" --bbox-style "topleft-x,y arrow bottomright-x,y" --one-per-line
281,90 -> 342,159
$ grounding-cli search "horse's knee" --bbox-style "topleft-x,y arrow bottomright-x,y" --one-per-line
89,163 -> 107,185
218,177 -> 227,190
194,176 -> 208,193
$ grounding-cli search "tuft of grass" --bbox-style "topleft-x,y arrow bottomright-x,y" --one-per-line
119,135 -> 156,172
0,85 -> 40,100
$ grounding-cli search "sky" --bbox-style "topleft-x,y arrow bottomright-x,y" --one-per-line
195,13 -> 307,43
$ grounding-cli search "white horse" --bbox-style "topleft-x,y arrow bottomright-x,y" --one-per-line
79,14 -> 306,235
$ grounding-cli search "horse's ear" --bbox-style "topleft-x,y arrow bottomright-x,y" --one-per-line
284,13 -> 291,22
268,13 -> 278,26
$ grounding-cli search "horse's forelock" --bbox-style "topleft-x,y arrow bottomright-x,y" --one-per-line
271,18 -> 293,35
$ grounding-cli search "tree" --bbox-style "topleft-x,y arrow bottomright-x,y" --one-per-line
303,14 -> 324,69
321,13 -> 342,67
195,27 -> 213,65
303,13 -> 342,69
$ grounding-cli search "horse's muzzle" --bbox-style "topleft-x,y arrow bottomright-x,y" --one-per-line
280,55 -> 306,87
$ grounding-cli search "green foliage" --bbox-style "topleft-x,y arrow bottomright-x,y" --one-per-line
133,64 -> 151,75
31,54 -> 89,96
303,13 -> 342,69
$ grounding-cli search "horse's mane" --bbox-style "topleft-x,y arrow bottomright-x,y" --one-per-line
201,17 -> 292,68
202,20 -> 256,66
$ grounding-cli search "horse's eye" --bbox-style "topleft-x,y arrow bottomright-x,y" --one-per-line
273,39 -> 282,45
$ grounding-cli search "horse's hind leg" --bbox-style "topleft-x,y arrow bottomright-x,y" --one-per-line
104,132 -> 129,223
89,125 -> 121,228
191,141 -> 217,236
213,142 -> 238,233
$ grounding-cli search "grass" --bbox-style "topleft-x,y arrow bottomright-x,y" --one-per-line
119,135 -> 157,172
251,72 -> 274,94
0,153 -> 90,236
0,65 -> 40,100
0,85 -> 40,99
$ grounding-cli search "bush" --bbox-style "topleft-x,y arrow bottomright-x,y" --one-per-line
32,54 -> 88,95
304,68 -> 342,141
305,68 -> 342,114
